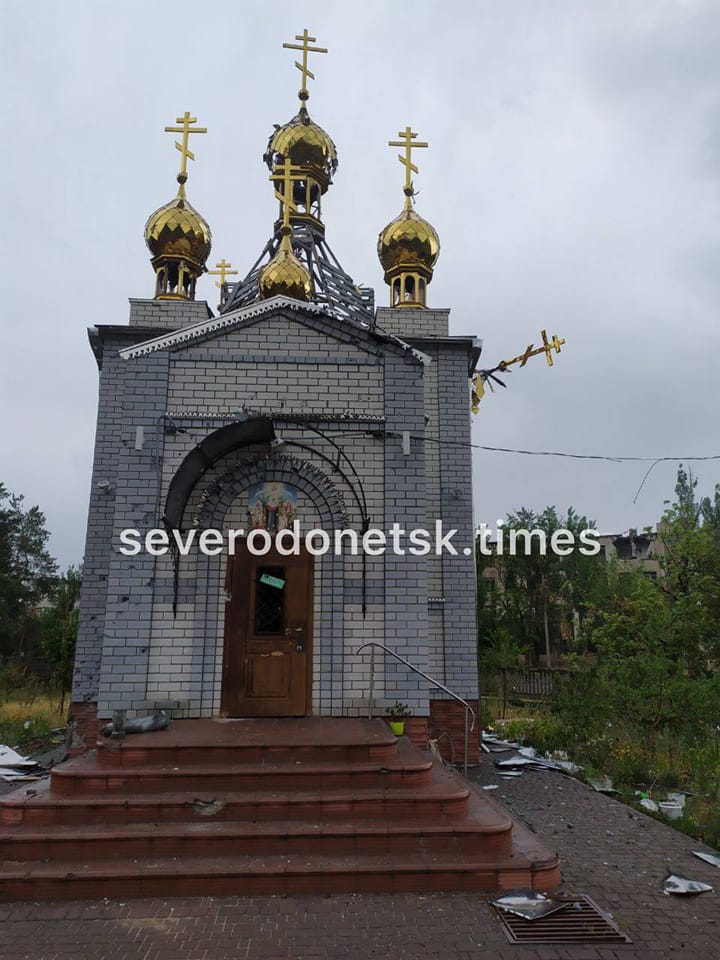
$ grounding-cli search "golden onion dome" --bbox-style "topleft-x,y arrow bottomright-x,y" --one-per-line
264,108 -> 338,191
258,228 -> 314,302
377,200 -> 440,279
144,179 -> 212,266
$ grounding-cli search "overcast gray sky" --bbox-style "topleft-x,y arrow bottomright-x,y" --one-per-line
1,0 -> 719,568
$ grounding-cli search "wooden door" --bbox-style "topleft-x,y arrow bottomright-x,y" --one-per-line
221,544 -> 313,717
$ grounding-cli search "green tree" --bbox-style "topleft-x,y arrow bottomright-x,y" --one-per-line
658,466 -> 720,670
0,483 -> 58,660
477,506 -> 607,664
36,565 -> 82,709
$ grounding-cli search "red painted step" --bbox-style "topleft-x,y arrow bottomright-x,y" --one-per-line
0,828 -> 559,900
50,740 -> 432,796
95,717 -> 399,768
0,717 -> 560,899
0,769 -> 472,827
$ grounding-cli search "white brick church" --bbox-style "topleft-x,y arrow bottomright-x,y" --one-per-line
70,34 -> 481,760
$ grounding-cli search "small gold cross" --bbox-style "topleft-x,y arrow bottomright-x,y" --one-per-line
270,157 -> 306,226
164,111 -> 207,179
208,259 -> 238,289
388,126 -> 429,194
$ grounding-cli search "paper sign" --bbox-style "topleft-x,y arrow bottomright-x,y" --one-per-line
260,574 -> 285,590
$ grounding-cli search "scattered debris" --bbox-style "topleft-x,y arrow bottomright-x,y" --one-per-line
0,745 -> 41,781
492,888 -> 572,921
658,800 -> 683,821
693,850 -> 720,870
481,784 -> 499,790
493,894 -> 632,945
495,756 -> 538,769
667,792 -> 686,809
638,797 -> 659,813
0,746 -> 37,768
192,797 -> 226,817
100,710 -> 171,738
589,776 -> 619,794
481,732 -> 520,755
662,874 -> 713,896
494,748 -> 581,775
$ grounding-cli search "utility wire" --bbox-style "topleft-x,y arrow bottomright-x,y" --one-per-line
412,435 -> 720,464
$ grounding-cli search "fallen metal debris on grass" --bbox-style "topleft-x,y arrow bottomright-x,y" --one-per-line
589,776 -> 619,794
494,749 -> 582,775
495,755 -> 539,769
692,850 -> 720,870
492,888 -> 572,921
658,800 -> 683,821
667,792 -> 686,808
662,874 -> 713,896
638,797 -> 659,813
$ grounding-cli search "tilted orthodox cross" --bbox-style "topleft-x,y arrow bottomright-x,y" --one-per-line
282,29 -> 327,98
388,126 -> 429,193
164,112 -> 207,178
471,330 -> 566,413
498,329 -> 566,371
208,259 -> 238,290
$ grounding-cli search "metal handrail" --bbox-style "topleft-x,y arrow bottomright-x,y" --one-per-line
355,641 -> 476,776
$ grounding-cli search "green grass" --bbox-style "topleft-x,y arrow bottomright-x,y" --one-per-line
0,692 -> 67,752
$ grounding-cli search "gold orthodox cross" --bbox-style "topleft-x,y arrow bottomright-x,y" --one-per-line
540,329 -> 565,366
208,259 -> 238,289
498,329 -> 566,371
282,29 -> 327,98
388,126 -> 428,193
270,157 -> 306,225
164,112 -> 207,178
471,329 -> 566,413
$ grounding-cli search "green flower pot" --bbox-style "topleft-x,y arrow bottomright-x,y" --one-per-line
389,720 -> 405,736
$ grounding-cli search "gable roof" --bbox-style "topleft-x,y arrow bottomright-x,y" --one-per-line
118,295 -> 429,365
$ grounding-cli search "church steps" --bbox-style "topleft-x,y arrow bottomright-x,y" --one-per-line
0,719 -> 560,898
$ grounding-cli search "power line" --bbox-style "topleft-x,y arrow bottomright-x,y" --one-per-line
407,434 -> 720,463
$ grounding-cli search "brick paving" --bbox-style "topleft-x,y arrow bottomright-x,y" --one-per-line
1,756 -> 719,959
